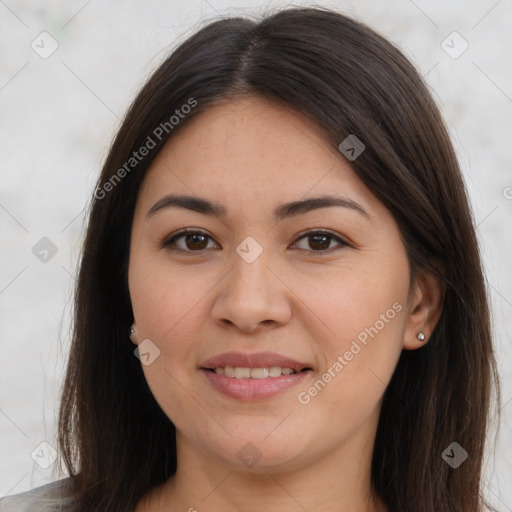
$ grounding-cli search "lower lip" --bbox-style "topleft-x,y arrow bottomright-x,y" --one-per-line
201,369 -> 312,401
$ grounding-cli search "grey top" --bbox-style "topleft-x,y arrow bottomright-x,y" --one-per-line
0,478 -> 72,512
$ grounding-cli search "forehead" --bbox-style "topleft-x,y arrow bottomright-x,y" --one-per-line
136,96 -> 379,220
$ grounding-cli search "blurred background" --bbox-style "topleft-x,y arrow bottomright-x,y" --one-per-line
0,0 -> 511,508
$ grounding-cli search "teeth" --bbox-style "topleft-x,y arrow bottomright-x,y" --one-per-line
250,368 -> 269,379
234,367 -> 251,379
268,367 -> 282,377
214,366 -> 299,378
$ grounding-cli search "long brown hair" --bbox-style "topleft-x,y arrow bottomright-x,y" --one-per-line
56,6 -> 501,511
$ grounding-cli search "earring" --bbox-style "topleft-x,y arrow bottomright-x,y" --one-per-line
417,332 -> 425,341
129,325 -> 137,344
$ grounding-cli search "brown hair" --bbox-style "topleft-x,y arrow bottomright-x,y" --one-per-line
56,6 -> 501,511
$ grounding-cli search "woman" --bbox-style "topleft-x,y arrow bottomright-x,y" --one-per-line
0,5 -> 501,512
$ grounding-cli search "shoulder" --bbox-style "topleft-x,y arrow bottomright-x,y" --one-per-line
0,478 -> 72,512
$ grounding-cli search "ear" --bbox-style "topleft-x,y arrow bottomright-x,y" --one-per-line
403,268 -> 446,350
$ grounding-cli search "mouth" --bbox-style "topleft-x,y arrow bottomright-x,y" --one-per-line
199,351 -> 314,401
202,366 -> 313,379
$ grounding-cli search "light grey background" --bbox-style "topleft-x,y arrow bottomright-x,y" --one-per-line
1,0 -> 511,509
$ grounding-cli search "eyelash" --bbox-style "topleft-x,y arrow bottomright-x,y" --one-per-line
161,228 -> 351,255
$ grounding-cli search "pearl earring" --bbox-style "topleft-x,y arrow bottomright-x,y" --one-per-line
129,326 -> 137,345
417,332 -> 425,341
129,326 -> 138,345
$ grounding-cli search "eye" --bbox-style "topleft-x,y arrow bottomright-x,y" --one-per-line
162,228 -> 350,254
162,229 -> 218,252
290,229 -> 350,253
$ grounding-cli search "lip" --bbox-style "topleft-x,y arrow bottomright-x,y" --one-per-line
199,351 -> 314,401
201,369 -> 312,401
199,351 -> 313,372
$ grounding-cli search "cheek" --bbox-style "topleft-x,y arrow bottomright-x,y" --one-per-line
130,264 -> 204,348
321,275 -> 407,346
129,261 -> 211,428
300,275 -> 408,421
295,254 -> 408,345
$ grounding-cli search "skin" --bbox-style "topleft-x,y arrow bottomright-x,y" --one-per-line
129,96 -> 444,512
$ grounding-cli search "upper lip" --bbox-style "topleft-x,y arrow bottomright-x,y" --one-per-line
200,351 -> 313,371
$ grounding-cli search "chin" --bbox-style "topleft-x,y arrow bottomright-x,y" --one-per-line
201,429 -> 312,473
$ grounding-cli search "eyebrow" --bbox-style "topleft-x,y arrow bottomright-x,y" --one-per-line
146,193 -> 370,221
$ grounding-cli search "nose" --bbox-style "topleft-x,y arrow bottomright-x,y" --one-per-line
210,248 -> 292,334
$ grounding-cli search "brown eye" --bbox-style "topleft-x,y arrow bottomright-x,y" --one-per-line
162,230 -> 217,252
162,229 -> 349,254
307,234 -> 331,251
291,230 -> 349,253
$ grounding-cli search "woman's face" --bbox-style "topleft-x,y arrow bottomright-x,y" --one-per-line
128,96 -> 415,472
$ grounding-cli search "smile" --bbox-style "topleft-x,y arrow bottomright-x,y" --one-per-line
207,366 -> 309,378
199,351 -> 314,400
